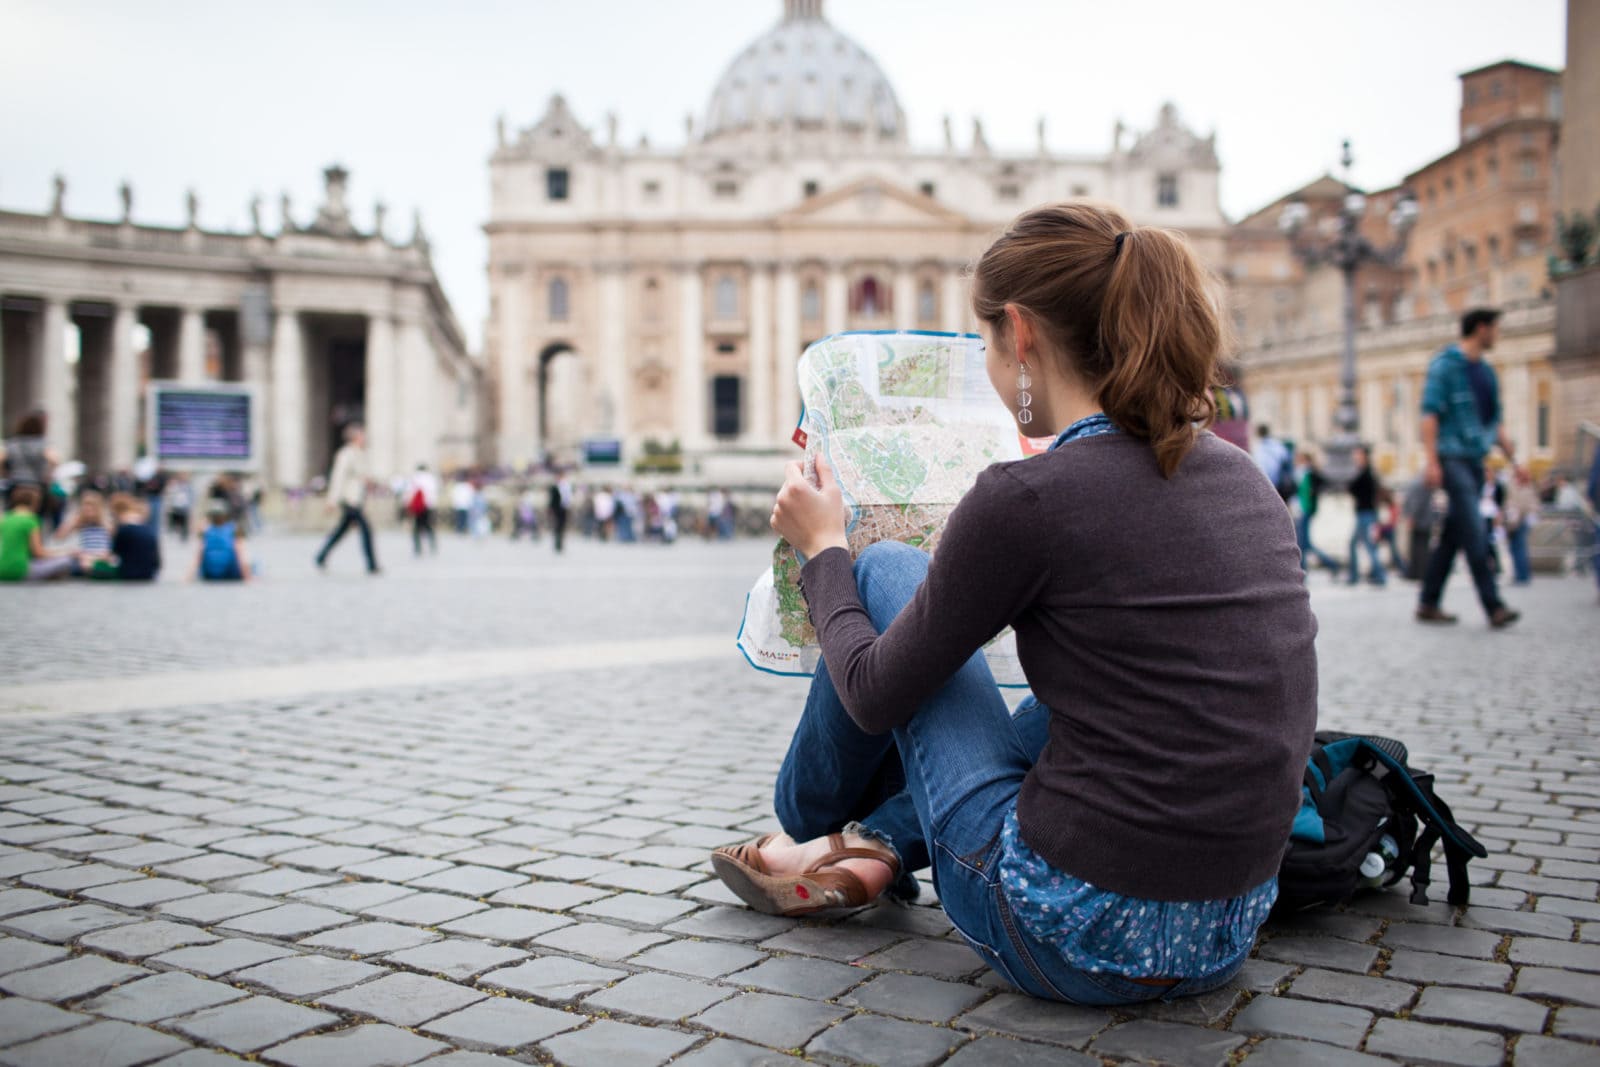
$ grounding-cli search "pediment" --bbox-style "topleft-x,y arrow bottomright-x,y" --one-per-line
778,178 -> 968,227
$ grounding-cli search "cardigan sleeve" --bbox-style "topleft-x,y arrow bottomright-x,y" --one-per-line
798,464 -> 1049,734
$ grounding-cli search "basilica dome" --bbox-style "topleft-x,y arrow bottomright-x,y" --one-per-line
702,0 -> 906,148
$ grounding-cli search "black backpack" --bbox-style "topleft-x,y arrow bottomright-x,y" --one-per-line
1278,731 -> 1487,911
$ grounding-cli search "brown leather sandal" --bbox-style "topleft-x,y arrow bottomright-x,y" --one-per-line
711,832 -> 900,917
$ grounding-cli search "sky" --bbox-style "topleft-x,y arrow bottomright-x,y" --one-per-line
0,0 -> 1567,352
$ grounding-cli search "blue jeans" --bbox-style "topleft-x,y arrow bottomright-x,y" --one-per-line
1420,457 -> 1503,615
1506,525 -> 1531,584
772,541 -> 1244,1006
1295,513 -> 1336,572
1347,510 -> 1387,585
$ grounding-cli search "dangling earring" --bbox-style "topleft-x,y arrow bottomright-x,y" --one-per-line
1016,363 -> 1033,426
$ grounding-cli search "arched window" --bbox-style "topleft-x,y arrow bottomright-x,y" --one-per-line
548,278 -> 570,322
714,276 -> 739,320
917,281 -> 937,325
852,276 -> 884,317
801,282 -> 821,323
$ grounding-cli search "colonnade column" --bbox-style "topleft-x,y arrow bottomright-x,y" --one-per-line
108,303 -> 140,469
748,264 -> 774,445
496,270 -> 531,467
41,298 -> 72,462
775,264 -> 801,442
397,316 -> 433,472
596,265 -> 629,441
364,313 -> 398,482
941,268 -> 967,333
825,263 -> 848,335
270,308 -> 306,488
893,266 -> 915,334
676,264 -> 705,450
177,305 -> 206,382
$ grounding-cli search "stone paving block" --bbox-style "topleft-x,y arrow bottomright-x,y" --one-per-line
613,845 -> 715,869
1514,1035 -> 1600,1067
1507,937 -> 1600,972
1385,949 -> 1513,990
221,869 -> 339,896
171,996 -> 338,1054
417,815 -> 508,837
942,1035 -> 1099,1066
1458,907 -> 1574,939
319,971 -> 486,1026
298,921 -> 439,955
806,1012 -> 967,1067
481,956 -> 628,1002
669,1038 -> 805,1066
258,1023 -> 449,1067
1381,922 -> 1503,959
0,936 -> 67,976
361,891 -> 487,925
156,891 -> 280,923
80,971 -> 248,1023
535,921 -> 671,960
1287,967 -> 1418,1013
319,824 -> 410,848
521,856 -> 626,881
587,864 -> 706,894
1267,911 -> 1384,943
422,997 -> 581,1048
1130,987 -> 1245,1027
1551,1005 -> 1600,1040
386,833 -> 482,857
0,1018 -> 188,1067
0,998 -> 89,1046
730,955 -> 867,999
630,939 -> 766,978
539,1019 -> 696,1067
0,854 -> 74,880
150,938 -> 298,976
340,855 -> 454,882
758,924 -> 905,963
1255,935 -> 1378,974
79,919 -> 221,958
3,902 -> 136,942
488,882 -> 612,910
153,1050 -> 248,1066
47,832 -> 142,854
81,877 -> 208,909
211,834 -> 321,859
441,843 -> 542,869
840,971 -> 986,1023
1515,966 -> 1600,1007
954,993 -> 1109,1047
689,992 -> 848,1050
0,954 -> 150,1001
155,854 -> 269,881
860,936 -> 986,979
0,824 -> 90,846
234,954 -> 389,996
1230,994 -> 1372,1048
574,892 -> 698,926
274,844 -> 387,870
382,938 -> 527,980
217,903 -> 352,938
665,907 -> 797,943
583,971 -> 733,1021
1239,1039 -> 1397,1066
1364,1018 -> 1504,1066
0,890 -> 64,925
1089,1019 -> 1247,1067
439,906 -> 574,942
19,862 -> 143,891
91,842 -> 204,868
1412,986 -> 1550,1033
291,883 -> 417,911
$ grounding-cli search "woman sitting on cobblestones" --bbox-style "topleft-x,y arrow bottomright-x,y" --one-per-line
711,202 -> 1319,1006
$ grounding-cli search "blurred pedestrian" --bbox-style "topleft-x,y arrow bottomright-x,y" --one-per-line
593,485 -> 616,541
2,410 -> 59,512
314,422 -> 380,574
511,484 -> 541,541
1375,488 -> 1406,576
1292,450 -> 1338,576
615,486 -> 639,542
405,462 -> 440,557
449,476 -> 473,533
165,475 -> 194,541
1250,423 -> 1294,502
1502,467 -> 1540,586
1346,447 -> 1385,586
54,489 -> 114,577
0,483 -> 74,581
108,492 -> 161,582
192,500 -> 253,582
1416,308 -> 1519,628
548,472 -> 572,553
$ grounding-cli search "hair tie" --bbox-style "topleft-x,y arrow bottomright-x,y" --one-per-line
1114,231 -> 1131,256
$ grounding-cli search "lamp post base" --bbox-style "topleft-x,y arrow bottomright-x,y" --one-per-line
1321,431 -> 1361,490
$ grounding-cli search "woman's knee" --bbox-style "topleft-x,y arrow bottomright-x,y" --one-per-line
853,542 -> 930,626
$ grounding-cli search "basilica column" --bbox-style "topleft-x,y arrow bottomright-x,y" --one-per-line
825,262 -> 848,335
893,266 -> 916,333
108,303 -> 140,469
177,305 -> 206,382
397,314 -> 433,472
596,265 -> 629,441
270,308 -> 306,487
748,264 -> 774,445
364,313 -> 398,481
40,298 -> 73,461
941,268 -> 967,333
496,269 -> 532,467
676,264 -> 705,449
775,263 -> 801,441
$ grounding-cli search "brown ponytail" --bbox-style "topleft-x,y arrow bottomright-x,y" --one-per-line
972,203 -> 1226,477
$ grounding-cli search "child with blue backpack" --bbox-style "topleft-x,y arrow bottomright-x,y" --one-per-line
189,500 -> 253,582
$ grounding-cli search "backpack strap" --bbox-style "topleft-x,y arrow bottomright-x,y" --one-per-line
1405,781 -> 1477,907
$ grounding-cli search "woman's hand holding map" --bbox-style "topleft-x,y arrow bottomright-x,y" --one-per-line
771,456 -> 849,560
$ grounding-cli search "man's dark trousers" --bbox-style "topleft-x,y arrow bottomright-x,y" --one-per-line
318,504 -> 378,572
1420,456 -> 1501,614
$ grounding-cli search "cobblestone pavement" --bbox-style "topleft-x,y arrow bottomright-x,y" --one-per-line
1,531 -> 1597,1066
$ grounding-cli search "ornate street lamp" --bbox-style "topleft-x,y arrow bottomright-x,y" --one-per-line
1279,139 -> 1419,486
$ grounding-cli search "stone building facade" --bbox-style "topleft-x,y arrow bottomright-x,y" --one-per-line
1552,0 -> 1600,467
484,0 -> 1228,476
0,167 -> 480,489
1232,60 -> 1573,477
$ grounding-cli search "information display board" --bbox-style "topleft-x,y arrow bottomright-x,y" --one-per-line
145,382 -> 261,472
